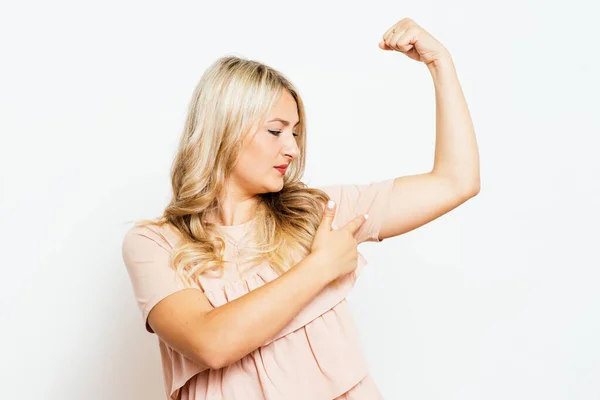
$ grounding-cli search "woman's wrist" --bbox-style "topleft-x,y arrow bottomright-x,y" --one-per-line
298,252 -> 335,287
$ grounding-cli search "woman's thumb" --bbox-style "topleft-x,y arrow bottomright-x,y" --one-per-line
319,200 -> 336,230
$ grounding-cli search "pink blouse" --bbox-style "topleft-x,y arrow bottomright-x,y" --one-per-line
122,178 -> 395,400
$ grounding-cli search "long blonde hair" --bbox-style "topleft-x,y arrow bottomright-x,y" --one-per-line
133,55 -> 331,288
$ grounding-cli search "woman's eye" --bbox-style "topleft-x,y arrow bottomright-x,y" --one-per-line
268,130 -> 299,138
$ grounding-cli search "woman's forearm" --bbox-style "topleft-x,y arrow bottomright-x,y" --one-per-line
201,253 -> 330,368
428,55 -> 480,192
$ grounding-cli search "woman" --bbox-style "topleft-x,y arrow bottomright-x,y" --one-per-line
122,18 -> 480,400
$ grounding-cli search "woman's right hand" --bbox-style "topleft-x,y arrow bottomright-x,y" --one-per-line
309,200 -> 368,283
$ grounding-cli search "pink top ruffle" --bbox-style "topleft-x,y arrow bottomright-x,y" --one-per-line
122,178 -> 395,399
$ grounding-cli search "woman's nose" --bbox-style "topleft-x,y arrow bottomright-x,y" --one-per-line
282,136 -> 300,159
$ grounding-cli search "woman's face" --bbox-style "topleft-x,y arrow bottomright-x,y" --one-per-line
230,89 -> 301,195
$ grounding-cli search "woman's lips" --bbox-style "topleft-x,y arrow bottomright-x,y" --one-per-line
274,167 -> 287,175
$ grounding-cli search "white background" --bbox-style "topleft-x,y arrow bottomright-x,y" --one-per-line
1,0 -> 599,399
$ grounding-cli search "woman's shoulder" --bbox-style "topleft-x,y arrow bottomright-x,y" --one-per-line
125,220 -> 185,252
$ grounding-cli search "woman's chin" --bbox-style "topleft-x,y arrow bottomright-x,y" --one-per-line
269,178 -> 285,191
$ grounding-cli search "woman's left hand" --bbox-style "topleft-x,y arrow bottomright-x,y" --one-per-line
378,18 -> 450,67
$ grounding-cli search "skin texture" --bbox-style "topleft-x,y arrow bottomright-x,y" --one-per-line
208,89 -> 300,227
373,17 -> 480,240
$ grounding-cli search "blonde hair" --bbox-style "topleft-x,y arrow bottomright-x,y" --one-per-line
133,55 -> 331,288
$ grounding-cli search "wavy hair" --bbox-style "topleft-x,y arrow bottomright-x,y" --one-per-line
133,55 -> 331,288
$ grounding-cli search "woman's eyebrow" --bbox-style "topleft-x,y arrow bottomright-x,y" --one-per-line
268,118 -> 300,126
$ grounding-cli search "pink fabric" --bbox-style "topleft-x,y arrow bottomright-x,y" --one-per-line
122,178 -> 395,399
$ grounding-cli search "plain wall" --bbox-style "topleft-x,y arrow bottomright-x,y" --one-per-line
1,0 -> 599,399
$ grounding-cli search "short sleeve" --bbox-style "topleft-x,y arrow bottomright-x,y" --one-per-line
316,178 -> 395,244
121,225 -> 190,334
